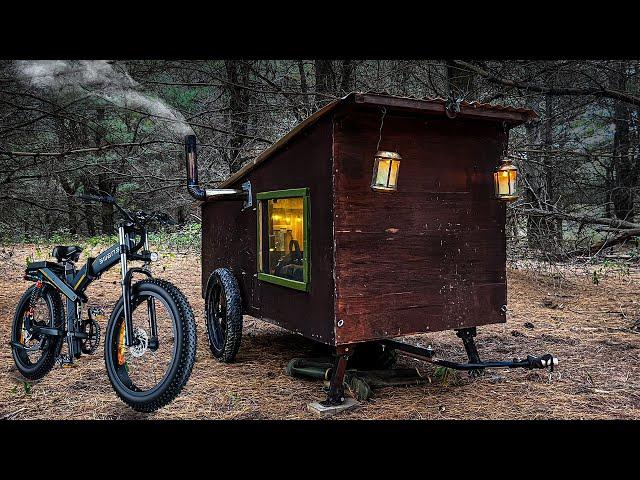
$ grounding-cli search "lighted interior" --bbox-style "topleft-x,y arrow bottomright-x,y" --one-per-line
374,159 -> 392,186
388,160 -> 400,187
508,170 -> 517,194
495,169 -> 517,196
267,197 -> 305,281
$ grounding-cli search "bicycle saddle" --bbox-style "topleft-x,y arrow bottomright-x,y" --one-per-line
52,245 -> 83,263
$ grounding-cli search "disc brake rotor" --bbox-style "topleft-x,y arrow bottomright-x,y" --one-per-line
129,328 -> 149,358
21,311 -> 46,351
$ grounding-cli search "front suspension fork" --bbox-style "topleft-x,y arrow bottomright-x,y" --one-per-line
119,226 -> 156,348
146,297 -> 158,350
119,226 -> 135,347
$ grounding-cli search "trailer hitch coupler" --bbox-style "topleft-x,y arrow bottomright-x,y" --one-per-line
525,354 -> 558,370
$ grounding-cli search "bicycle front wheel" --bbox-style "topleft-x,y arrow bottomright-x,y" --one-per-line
104,278 -> 197,413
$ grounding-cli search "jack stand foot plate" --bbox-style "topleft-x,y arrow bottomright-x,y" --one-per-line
307,397 -> 359,417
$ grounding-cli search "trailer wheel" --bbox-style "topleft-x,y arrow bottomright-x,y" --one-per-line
205,268 -> 243,363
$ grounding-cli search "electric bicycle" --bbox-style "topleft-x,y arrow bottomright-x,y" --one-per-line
10,193 -> 197,412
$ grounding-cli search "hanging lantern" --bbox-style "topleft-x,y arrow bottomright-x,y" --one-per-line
494,156 -> 518,201
371,151 -> 402,192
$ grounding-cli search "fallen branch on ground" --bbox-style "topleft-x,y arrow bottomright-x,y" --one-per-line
517,207 -> 640,259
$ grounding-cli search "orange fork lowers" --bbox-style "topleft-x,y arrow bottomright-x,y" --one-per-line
117,322 -> 126,366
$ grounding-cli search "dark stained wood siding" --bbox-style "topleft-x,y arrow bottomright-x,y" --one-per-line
201,115 -> 336,344
332,107 -> 508,344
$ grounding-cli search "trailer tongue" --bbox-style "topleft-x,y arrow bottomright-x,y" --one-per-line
383,338 -> 558,372
321,329 -> 558,407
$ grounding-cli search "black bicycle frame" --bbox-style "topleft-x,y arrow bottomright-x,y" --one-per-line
24,221 -> 157,358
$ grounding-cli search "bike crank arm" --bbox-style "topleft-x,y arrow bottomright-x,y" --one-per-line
30,326 -> 65,337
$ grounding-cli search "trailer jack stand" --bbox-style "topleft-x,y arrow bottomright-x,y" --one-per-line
321,354 -> 349,406
456,327 -> 483,376
307,353 -> 361,416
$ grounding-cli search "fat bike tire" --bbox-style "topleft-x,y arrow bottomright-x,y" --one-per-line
104,278 -> 197,413
11,284 -> 64,380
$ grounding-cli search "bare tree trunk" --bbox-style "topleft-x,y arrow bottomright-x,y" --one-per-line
52,116 -> 79,234
98,177 -> 115,234
523,95 -> 562,252
58,175 -> 78,234
225,60 -> 251,173
542,95 -> 563,243
339,60 -> 354,95
524,120 -> 544,249
83,179 -> 96,236
610,62 -> 635,222
314,60 -> 334,109
298,60 -> 310,115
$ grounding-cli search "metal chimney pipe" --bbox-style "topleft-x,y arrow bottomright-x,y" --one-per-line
185,134 -> 249,203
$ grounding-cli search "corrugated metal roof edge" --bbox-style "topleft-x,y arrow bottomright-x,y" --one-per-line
218,92 -> 537,188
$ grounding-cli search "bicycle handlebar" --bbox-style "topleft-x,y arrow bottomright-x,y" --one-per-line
76,192 -> 176,227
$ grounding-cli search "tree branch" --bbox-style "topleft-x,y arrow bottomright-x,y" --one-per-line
521,207 -> 640,230
454,60 -> 640,106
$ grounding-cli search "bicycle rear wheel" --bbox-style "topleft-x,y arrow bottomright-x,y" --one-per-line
11,284 -> 64,380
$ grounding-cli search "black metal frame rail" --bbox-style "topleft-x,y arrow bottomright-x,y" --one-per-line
381,338 -> 558,371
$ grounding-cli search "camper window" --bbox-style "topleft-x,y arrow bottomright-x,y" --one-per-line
256,188 -> 310,292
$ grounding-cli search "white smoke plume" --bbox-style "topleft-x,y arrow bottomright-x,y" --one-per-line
15,60 -> 194,137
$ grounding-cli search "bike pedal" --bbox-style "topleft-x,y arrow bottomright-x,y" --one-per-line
88,306 -> 106,319
56,354 -> 74,367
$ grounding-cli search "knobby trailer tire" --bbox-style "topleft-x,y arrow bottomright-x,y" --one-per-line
205,268 -> 243,363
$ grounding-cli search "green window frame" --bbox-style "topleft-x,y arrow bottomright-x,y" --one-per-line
256,188 -> 310,292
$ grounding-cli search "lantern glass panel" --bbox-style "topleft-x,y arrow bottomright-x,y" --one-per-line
388,159 -> 400,188
496,171 -> 509,195
494,160 -> 518,200
374,158 -> 391,187
508,169 -> 517,195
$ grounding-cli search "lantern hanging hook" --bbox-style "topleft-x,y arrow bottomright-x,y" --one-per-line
501,120 -> 509,157
376,107 -> 387,152
445,97 -> 461,119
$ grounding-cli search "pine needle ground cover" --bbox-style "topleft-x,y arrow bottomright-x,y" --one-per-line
1,244 -> 639,420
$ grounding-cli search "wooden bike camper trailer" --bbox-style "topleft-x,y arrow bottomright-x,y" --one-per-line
184,92 -> 558,406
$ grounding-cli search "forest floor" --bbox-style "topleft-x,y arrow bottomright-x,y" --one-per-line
1,243 -> 639,420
